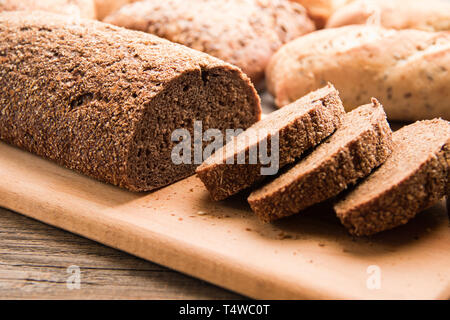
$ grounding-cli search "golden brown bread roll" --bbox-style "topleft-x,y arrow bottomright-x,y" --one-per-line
290,0 -> 353,28
327,0 -> 450,31
104,0 -> 315,83
266,25 -> 450,121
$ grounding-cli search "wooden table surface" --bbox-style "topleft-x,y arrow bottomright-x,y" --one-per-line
0,206 -> 243,300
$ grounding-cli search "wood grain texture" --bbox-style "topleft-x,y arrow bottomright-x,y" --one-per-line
0,140 -> 449,300
0,207 -> 243,300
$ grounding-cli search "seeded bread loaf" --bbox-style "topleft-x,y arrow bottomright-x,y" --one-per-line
94,0 -> 137,20
104,0 -> 315,83
197,84 -> 345,201
335,119 -> 450,236
0,11 -> 261,192
0,0 -> 96,19
327,0 -> 450,32
248,100 -> 393,223
266,25 -> 450,121
290,0 -> 353,28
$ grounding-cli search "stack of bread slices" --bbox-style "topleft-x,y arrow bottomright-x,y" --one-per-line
197,84 -> 450,236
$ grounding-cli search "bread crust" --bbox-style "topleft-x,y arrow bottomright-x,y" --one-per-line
335,119 -> 450,236
196,85 -> 345,201
266,25 -> 450,121
0,11 -> 261,192
0,0 -> 96,19
104,0 -> 315,83
248,100 -> 393,222
327,0 -> 450,32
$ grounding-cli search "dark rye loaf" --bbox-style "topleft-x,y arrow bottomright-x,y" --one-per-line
0,12 -> 261,192
248,100 -> 394,223
335,119 -> 450,236
197,84 -> 345,201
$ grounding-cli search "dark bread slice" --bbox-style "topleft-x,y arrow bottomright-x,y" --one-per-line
335,119 -> 450,236
0,12 -> 261,192
248,99 -> 394,222
196,84 -> 345,201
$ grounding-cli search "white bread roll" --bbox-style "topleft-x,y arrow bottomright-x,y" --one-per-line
266,25 -> 450,121
327,0 -> 450,32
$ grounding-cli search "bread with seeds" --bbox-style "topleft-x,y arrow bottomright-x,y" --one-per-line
266,25 -> 450,121
104,0 -> 315,83
0,11 -> 261,192
327,0 -> 450,32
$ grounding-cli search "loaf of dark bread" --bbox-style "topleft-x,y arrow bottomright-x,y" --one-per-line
335,119 -> 450,236
0,12 -> 261,192
248,100 -> 394,222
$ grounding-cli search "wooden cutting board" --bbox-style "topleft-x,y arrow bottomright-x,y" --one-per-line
0,141 -> 449,300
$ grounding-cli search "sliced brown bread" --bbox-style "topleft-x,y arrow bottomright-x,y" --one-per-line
196,84 -> 345,201
248,99 -> 394,222
335,119 -> 450,236
0,12 -> 261,192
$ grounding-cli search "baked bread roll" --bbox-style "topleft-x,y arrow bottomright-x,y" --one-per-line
0,12 -> 261,192
335,119 -> 450,236
94,0 -> 137,20
267,25 -> 450,121
0,0 -> 96,19
104,0 -> 315,83
248,100 -> 393,222
290,0 -> 353,28
327,0 -> 450,32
